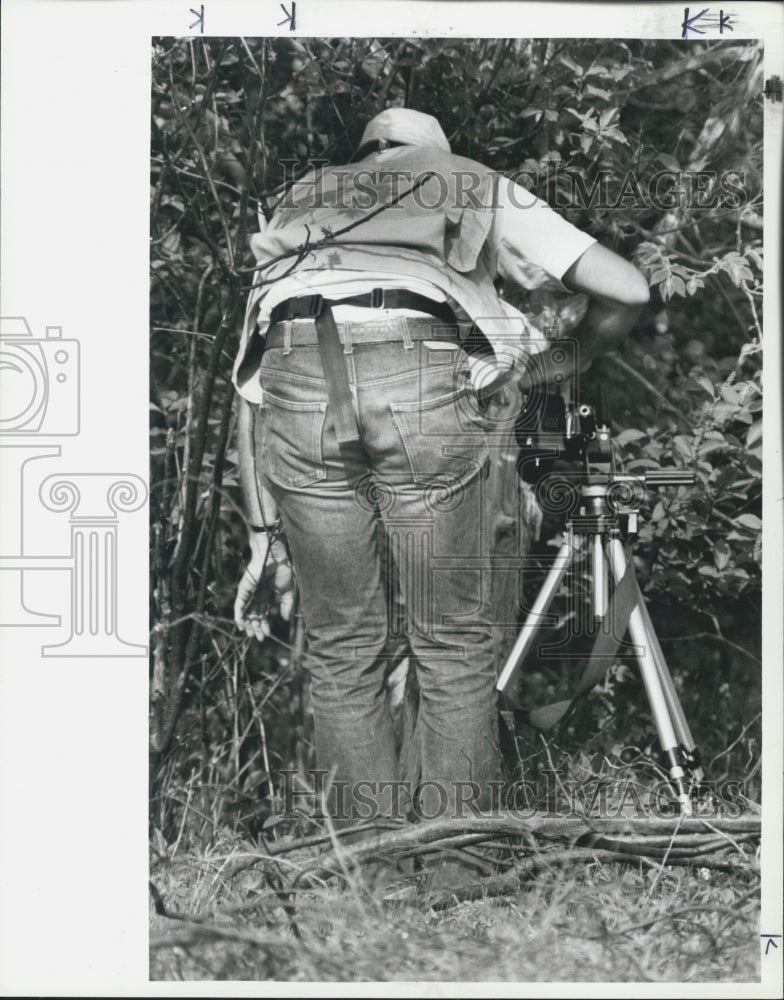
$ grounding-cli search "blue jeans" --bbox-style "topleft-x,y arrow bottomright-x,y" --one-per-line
259,318 -> 499,820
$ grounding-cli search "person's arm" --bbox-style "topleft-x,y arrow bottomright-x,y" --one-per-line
234,396 -> 293,639
561,242 -> 650,372
518,243 -> 649,388
237,395 -> 277,527
493,183 -> 649,386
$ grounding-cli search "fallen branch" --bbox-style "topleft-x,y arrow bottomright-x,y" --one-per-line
150,813 -> 760,925
150,921 -> 295,950
282,814 -> 760,886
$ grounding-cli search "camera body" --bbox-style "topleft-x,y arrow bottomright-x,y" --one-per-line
515,379 -> 611,485
0,318 -> 80,435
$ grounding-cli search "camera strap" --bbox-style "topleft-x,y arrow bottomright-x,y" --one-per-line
313,303 -> 361,445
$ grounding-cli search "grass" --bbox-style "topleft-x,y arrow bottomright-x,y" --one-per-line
148,633 -> 763,984
149,831 -> 760,983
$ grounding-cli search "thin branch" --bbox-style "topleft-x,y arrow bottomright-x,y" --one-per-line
741,283 -> 763,340
635,45 -> 757,90
708,713 -> 762,768
658,632 -> 761,666
166,59 -> 235,270
151,155 -> 245,197
711,274 -> 752,338
603,353 -> 685,420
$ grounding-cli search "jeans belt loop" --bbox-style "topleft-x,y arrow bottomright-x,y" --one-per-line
401,316 -> 414,350
282,320 -> 292,355
343,323 -> 353,355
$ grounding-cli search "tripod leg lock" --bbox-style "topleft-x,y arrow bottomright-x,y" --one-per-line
663,746 -> 698,815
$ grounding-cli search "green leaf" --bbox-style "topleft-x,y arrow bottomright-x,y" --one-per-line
660,275 -> 686,300
684,376 -> 714,399
746,247 -> 763,270
634,242 -> 664,266
585,64 -> 612,78
603,126 -> 629,146
599,107 -> 619,128
699,438 -> 728,458
673,435 -> 694,460
584,85 -> 611,100
616,428 -> 647,446
558,53 -> 584,76
736,513 -> 762,532
718,251 -> 754,287
713,540 -> 731,571
658,152 -> 680,171
720,383 -> 746,404
711,401 -> 740,424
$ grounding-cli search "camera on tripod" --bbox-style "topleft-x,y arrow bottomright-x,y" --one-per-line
516,390 -> 610,466
515,382 -> 613,495
500,365 -> 703,812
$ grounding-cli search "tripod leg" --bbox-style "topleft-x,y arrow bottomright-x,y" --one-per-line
496,534 -> 579,696
634,597 -> 704,782
606,538 -> 697,814
605,539 -> 700,764
592,532 -> 608,620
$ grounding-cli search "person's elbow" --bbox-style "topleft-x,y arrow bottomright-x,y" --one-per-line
563,245 -> 650,309
604,260 -> 650,310
618,267 -> 651,309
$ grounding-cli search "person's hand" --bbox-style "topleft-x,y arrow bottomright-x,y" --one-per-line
233,528 -> 294,641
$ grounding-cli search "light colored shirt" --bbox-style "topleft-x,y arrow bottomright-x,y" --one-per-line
235,149 -> 595,402
254,180 -> 594,318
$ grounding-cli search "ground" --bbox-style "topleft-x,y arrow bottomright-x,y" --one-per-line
149,832 -> 760,983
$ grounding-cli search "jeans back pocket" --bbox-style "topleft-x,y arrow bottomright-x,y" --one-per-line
261,389 -> 328,489
390,385 -> 489,487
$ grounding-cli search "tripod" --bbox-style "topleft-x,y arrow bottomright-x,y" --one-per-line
497,408 -> 704,814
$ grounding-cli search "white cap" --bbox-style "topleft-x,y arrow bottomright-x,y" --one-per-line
354,108 -> 451,157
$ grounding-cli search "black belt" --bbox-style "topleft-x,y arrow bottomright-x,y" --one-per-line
269,290 -> 458,446
269,289 -> 457,327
